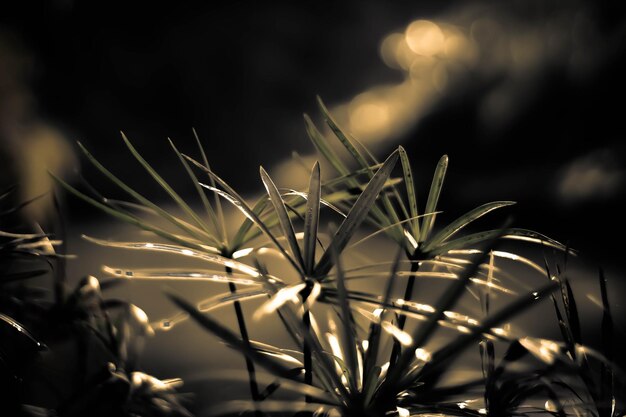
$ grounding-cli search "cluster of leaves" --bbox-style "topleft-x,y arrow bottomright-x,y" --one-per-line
53,98 -> 623,417
0,187 -> 191,416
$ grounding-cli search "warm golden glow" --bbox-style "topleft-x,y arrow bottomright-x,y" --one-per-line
405,20 -> 446,56
349,93 -> 391,138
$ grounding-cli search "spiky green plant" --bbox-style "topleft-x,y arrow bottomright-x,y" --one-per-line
304,97 -> 569,357
49,99 -> 622,417
50,122 -> 409,405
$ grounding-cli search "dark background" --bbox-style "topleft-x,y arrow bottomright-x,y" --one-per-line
2,0 -> 624,265
2,0 -> 625,412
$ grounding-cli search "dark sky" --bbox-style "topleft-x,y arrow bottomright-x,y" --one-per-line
2,0 -> 625,265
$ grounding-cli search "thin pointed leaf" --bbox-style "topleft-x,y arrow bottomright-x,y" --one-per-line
155,289 -> 268,332
201,184 -> 300,273
348,213 -> 435,250
167,293 -> 294,379
260,166 -> 304,272
317,95 -> 369,169
101,199 -> 222,248
0,313 -> 47,351
101,266 -> 263,286
502,229 -> 572,252
0,193 -> 46,217
281,189 -> 346,218
417,281 -> 559,384
197,290 -> 269,312
399,146 -> 420,239
260,280 -> 350,399
233,197 -> 270,249
74,142 -> 212,243
84,236 -> 261,278
303,162 -> 321,275
563,279 -> 581,344
314,149 -> 400,278
204,371 -> 338,405
247,341 -> 304,367
120,133 -> 215,239
382,229 -> 505,394
322,164 -> 382,189
599,269 -> 613,362
0,185 -> 16,201
303,113 -> 349,177
1,269 -> 49,283
429,228 -> 570,256
422,201 -> 516,252
317,97 -> 406,240
364,250 -> 402,388
184,155 -> 301,273
202,400 -> 341,417
193,128 -> 228,242
333,246 -> 359,393
168,138 -> 222,243
254,283 -> 307,320
420,154 -> 448,242
51,173 -> 220,250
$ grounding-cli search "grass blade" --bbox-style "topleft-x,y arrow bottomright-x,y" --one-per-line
202,400 -> 341,417
233,198 -> 270,249
303,162 -> 321,275
563,278 -> 582,344
317,97 -> 405,241
101,266 -> 262,286
317,95 -> 369,169
364,250 -> 402,389
84,236 -> 261,278
314,149 -> 399,278
168,138 -> 223,243
193,128 -> 228,242
381,227 -> 506,394
303,114 -> 349,177
428,228 -> 570,256
254,283 -> 307,320
119,133 -> 216,239
599,269 -> 613,362
332,245 -> 359,394
422,201 -> 516,252
398,146 -> 420,239
185,156 -> 302,272
260,166 -> 304,274
75,141 -> 213,244
420,155 -> 448,242
417,281 -> 559,384
167,293 -> 294,379
51,173 -> 220,251
204,371 -> 339,405
155,289 -> 268,332
599,268 -> 615,416
321,164 -> 382,189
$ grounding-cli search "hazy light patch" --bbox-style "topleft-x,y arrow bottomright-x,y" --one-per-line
406,20 -> 445,56
349,93 -> 391,138
558,149 -> 624,202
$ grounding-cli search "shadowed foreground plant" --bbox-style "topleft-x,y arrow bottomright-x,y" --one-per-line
0,190 -> 191,416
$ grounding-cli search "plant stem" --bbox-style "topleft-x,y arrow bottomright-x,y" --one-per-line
303,309 -> 312,403
226,269 -> 260,406
389,255 -> 420,366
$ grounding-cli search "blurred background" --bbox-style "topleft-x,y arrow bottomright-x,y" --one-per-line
2,0 -> 625,412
